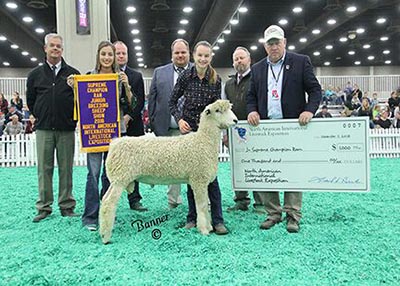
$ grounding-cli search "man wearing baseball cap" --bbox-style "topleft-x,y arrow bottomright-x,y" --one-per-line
246,25 -> 322,233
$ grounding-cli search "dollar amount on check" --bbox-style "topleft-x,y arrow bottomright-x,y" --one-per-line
228,117 -> 370,192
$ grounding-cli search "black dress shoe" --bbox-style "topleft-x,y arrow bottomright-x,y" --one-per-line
32,211 -> 51,223
129,202 -> 148,212
60,209 -> 80,217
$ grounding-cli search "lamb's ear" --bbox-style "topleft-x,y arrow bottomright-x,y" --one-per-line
205,108 -> 211,115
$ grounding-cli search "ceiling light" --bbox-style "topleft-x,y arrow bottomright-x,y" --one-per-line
346,6 -> 357,12
324,62 -> 330,66
10,44 -> 18,49
278,19 -> 288,25
133,38 -> 141,43
367,56 -> 375,60
131,29 -> 139,35
339,37 -> 348,42
183,7 -> 193,13
212,45 -> 220,51
35,27 -> 45,34
327,19 -> 336,25
230,16 -> 239,25
23,16 -> 33,23
354,61 -> 361,65
135,52 -> 143,56
137,58 -> 143,62
222,27 -> 231,35
177,29 -> 186,35
376,18 -> 386,24
312,29 -> 320,35
129,18 -> 138,24
325,45 -> 333,50
138,63 -> 144,67
134,46 -> 142,51
250,45 -> 257,50
258,38 -> 265,43
3,62 -> 10,66
380,36 -> 389,41
180,19 -> 189,25
217,37 -> 225,44
299,38 -> 307,43
30,57 -> 37,62
238,6 -> 248,13
348,51 -> 355,55
126,6 -> 136,12
385,60 -> 391,64
288,45 -> 295,50
356,28 -> 365,34
383,50 -> 390,55
38,62 -> 43,66
6,2 -> 18,9
0,35 -> 7,41
21,51 -> 29,56
292,7 -> 302,13
363,44 -> 371,49
313,51 -> 320,56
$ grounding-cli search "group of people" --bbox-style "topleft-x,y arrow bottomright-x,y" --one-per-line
28,24 -> 322,235
0,92 -> 35,136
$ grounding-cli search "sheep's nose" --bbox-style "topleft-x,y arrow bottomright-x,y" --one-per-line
234,119 -> 238,124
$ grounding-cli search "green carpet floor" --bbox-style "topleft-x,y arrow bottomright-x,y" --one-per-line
0,159 -> 399,285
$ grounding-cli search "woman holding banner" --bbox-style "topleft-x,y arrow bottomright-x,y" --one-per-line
69,41 -> 133,231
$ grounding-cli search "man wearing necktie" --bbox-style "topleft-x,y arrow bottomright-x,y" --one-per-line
224,47 -> 265,214
247,25 -> 321,233
147,39 -> 193,209
114,41 -> 147,211
27,33 -> 81,222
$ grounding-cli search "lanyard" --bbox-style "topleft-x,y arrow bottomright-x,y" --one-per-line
270,63 -> 284,86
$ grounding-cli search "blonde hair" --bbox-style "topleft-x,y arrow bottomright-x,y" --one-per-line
193,41 -> 218,85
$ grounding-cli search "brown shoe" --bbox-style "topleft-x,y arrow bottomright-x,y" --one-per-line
32,211 -> 51,223
259,218 -> 281,230
214,223 -> 229,235
60,209 -> 80,217
286,216 -> 300,233
184,222 -> 196,229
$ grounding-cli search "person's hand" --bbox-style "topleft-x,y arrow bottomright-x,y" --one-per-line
123,114 -> 131,128
67,74 -> 75,88
299,111 -> 313,126
247,111 -> 260,126
178,119 -> 192,134
119,72 -> 129,85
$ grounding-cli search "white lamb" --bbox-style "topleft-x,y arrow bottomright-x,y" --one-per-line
99,99 -> 238,244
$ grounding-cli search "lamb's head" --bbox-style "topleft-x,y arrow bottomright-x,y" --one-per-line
200,99 -> 238,129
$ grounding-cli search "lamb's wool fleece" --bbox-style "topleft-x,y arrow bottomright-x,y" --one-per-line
99,100 -> 237,244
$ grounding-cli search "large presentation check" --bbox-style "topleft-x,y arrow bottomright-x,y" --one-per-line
228,117 -> 370,192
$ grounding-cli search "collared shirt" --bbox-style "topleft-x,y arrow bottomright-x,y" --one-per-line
237,68 -> 250,84
46,60 -> 62,76
170,65 -> 221,131
170,64 -> 189,129
266,53 -> 286,119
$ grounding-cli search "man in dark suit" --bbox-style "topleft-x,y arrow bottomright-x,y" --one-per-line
247,25 -> 322,233
147,39 -> 193,209
114,41 -> 147,211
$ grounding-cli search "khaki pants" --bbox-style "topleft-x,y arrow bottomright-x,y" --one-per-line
260,192 -> 302,222
35,130 -> 76,212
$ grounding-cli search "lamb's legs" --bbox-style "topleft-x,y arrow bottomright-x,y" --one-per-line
99,183 -> 125,244
191,183 -> 212,235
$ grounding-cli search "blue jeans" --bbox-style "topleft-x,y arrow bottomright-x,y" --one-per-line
186,177 -> 224,226
82,152 -> 110,226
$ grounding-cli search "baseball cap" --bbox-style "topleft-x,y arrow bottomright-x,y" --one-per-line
264,25 -> 285,43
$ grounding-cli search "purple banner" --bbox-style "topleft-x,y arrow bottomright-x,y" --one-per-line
76,76 -> 120,152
